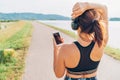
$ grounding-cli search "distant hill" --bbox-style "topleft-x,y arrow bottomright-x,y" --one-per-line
109,17 -> 120,21
0,13 -> 70,20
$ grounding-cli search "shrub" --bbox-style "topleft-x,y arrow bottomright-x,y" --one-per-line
0,49 -> 17,64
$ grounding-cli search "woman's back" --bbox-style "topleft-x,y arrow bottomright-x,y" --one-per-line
64,41 -> 103,68
62,37 -> 104,77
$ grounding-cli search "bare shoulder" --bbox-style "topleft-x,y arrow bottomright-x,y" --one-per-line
59,43 -> 75,51
59,42 -> 80,68
59,43 -> 76,56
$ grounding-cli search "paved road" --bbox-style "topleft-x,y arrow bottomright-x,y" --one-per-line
22,21 -> 120,80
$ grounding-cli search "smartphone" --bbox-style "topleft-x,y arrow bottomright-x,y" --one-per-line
53,32 -> 62,44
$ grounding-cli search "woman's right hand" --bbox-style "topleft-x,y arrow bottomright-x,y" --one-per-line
53,37 -> 64,52
71,2 -> 89,19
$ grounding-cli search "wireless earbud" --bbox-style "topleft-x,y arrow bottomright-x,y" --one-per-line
71,18 -> 80,30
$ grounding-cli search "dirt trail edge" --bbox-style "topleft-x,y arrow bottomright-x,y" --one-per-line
22,21 -> 120,80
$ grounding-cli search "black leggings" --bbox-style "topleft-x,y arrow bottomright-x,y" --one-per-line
64,76 -> 97,80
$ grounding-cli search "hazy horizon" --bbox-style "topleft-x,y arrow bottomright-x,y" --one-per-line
0,0 -> 120,17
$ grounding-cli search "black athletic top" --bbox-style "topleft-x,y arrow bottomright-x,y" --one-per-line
66,41 -> 100,75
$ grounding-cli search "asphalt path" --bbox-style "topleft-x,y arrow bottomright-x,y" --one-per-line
22,21 -> 120,80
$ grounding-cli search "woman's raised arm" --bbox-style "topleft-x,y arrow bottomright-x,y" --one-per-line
87,3 -> 108,45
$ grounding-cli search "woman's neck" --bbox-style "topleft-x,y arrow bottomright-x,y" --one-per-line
77,36 -> 92,47
79,33 -> 93,42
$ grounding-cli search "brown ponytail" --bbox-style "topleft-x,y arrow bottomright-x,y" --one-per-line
76,9 -> 103,47
92,20 -> 103,47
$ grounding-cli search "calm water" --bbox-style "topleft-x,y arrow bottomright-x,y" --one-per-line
39,20 -> 120,49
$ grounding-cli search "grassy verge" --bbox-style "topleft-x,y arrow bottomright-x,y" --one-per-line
39,22 -> 77,39
0,20 -> 19,22
0,21 -> 33,80
40,22 -> 120,60
0,21 -> 25,42
104,46 -> 120,60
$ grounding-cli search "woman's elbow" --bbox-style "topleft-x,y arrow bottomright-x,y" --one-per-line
54,69 -> 64,78
55,73 -> 64,78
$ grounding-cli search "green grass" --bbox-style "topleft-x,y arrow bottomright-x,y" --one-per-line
0,21 -> 33,80
0,23 -> 32,49
0,20 -> 19,22
40,22 -> 120,61
105,46 -> 120,60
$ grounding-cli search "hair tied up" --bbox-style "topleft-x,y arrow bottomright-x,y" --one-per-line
92,19 -> 103,47
92,19 -> 98,23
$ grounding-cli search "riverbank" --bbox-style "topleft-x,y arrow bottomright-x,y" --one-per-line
39,22 -> 120,60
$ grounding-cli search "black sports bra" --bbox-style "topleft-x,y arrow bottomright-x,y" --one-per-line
66,41 -> 100,75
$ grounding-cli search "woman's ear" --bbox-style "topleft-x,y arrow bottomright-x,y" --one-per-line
77,27 -> 81,36
77,27 -> 81,32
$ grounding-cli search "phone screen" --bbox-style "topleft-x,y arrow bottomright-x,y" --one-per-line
53,32 -> 62,44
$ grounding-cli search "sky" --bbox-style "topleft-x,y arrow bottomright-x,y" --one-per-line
0,0 -> 120,17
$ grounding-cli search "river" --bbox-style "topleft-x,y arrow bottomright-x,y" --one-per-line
39,20 -> 120,49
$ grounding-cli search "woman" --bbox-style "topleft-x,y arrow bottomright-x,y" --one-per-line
53,2 -> 108,80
